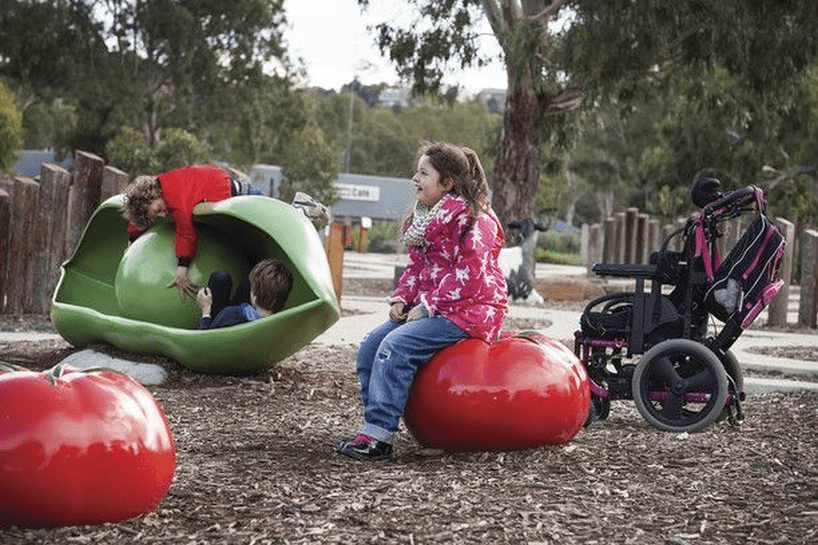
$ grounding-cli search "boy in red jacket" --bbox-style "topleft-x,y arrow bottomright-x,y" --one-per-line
121,164 -> 262,298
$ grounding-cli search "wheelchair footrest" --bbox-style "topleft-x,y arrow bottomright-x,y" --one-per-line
592,262 -> 657,278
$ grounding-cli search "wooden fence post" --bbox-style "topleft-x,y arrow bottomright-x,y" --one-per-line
636,213 -> 649,263
798,229 -> 818,328
581,222 -> 603,270
647,219 -> 661,261
603,217 -> 616,262
27,174 -> 50,314
67,150 -> 104,255
0,187 -> 10,313
5,177 -> 40,314
325,222 -> 344,303
767,218 -> 794,327
101,165 -> 129,202
40,163 -> 73,311
625,208 -> 638,263
614,212 -> 626,262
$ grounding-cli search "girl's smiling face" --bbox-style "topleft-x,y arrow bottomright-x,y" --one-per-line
413,154 -> 452,208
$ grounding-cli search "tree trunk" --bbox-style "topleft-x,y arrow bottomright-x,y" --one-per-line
491,80 -> 543,231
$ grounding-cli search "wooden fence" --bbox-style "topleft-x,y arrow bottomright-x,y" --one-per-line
0,151 -> 127,315
2,151 -> 817,329
581,207 -> 818,328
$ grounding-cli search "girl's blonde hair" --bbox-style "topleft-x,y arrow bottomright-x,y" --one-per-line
121,175 -> 162,229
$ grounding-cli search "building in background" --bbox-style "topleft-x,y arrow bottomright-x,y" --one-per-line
12,150 -> 74,177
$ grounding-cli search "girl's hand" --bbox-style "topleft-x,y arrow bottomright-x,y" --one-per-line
196,287 -> 212,314
406,304 -> 429,322
389,302 -> 407,322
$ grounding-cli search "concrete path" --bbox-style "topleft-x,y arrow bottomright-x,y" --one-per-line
333,252 -> 818,396
4,251 -> 814,395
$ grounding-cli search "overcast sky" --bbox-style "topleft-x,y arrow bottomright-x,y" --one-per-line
283,0 -> 507,94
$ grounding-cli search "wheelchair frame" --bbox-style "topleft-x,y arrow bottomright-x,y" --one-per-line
572,187 -> 778,432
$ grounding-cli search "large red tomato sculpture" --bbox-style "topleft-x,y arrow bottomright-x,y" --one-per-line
0,362 -> 176,528
404,331 -> 590,451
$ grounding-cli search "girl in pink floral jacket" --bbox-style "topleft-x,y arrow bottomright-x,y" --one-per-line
337,141 -> 508,460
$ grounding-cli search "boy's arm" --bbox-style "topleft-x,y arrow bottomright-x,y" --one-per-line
127,222 -> 145,242
209,306 -> 249,328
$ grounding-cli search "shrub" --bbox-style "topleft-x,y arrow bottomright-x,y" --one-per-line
0,82 -> 23,173
367,220 -> 402,253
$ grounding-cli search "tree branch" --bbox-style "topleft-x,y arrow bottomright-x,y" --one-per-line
530,0 -> 571,25
541,85 -> 584,116
481,0 -> 508,35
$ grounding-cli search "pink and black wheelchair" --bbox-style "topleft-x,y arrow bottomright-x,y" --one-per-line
574,179 -> 786,432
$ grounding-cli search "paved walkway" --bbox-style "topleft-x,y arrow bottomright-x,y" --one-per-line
4,251 -> 815,395
327,252 -> 818,395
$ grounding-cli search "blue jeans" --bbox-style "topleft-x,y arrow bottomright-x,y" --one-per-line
356,317 -> 468,444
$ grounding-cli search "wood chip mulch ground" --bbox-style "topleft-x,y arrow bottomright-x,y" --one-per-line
1,278 -> 816,544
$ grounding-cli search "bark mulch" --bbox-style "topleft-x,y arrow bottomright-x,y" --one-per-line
1,278 -> 816,544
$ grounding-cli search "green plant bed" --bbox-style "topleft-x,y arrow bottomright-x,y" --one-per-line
535,248 -> 583,266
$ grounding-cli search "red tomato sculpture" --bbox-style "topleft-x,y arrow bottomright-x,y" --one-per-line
404,331 -> 590,451
0,362 -> 176,528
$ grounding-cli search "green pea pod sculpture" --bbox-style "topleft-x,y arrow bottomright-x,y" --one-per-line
50,195 -> 340,374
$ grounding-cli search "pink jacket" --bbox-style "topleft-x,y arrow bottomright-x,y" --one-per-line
390,194 -> 508,342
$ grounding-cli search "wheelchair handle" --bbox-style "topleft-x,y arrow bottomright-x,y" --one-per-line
507,220 -> 549,231
703,186 -> 757,216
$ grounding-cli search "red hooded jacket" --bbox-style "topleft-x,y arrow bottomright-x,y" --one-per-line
127,165 -> 232,264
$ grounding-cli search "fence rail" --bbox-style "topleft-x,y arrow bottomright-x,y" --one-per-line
581,208 -> 818,329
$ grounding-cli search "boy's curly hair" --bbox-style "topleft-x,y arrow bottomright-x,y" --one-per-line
249,259 -> 294,314
122,175 -> 162,229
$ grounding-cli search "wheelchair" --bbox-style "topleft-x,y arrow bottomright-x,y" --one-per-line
574,180 -> 785,432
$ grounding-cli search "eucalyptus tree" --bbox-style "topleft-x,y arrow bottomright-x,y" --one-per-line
359,0 -> 818,227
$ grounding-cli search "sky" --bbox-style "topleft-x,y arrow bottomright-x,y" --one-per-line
283,0 -> 507,94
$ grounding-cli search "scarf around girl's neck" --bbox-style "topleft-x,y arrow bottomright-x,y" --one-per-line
403,198 -> 447,246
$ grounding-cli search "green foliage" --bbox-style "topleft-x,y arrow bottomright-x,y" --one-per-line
367,220 -> 403,253
209,75 -> 308,169
310,91 -> 502,179
358,0 -> 818,229
277,127 -> 340,206
154,129 -> 211,172
536,230 -> 581,255
105,127 -> 156,176
534,248 -> 582,266
105,127 -> 210,177
1,0 -> 292,158
0,81 -> 23,172
364,0 -> 487,96
20,95 -> 78,151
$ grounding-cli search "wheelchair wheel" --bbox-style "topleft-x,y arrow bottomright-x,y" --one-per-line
584,395 -> 610,427
633,339 -> 728,432
716,349 -> 743,423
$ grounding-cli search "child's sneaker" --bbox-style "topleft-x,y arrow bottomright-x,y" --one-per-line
336,433 -> 393,460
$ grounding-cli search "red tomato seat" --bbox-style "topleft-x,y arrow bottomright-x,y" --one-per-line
404,331 -> 590,451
